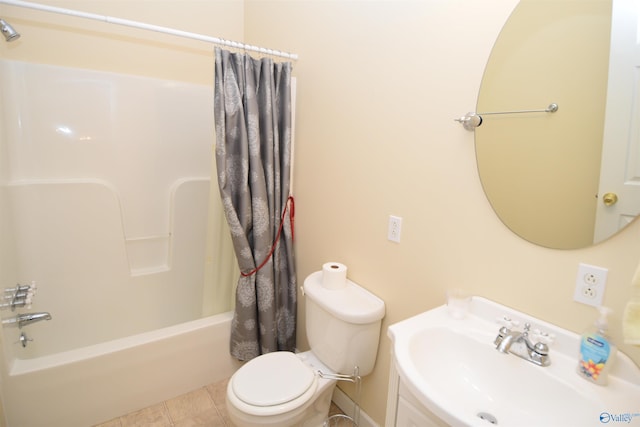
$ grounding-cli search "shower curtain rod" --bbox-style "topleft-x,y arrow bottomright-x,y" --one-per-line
0,0 -> 298,60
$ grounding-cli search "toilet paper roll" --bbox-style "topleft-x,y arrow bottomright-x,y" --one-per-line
322,262 -> 348,290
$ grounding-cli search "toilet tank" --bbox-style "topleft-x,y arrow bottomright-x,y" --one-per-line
303,271 -> 385,377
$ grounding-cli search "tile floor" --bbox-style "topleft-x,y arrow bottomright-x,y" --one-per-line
93,378 -> 348,427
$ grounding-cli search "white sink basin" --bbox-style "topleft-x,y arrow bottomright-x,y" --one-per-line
388,297 -> 640,427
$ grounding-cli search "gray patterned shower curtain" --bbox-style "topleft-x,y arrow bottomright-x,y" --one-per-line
213,48 -> 296,361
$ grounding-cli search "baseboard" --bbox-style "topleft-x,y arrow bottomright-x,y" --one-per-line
331,387 -> 379,427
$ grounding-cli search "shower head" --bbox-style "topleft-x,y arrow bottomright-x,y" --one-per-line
0,18 -> 20,42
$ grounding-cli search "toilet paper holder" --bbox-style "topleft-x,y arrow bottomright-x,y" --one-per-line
318,366 -> 361,426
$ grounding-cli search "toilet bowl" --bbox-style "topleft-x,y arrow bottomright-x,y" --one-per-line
226,269 -> 385,427
226,351 -> 337,427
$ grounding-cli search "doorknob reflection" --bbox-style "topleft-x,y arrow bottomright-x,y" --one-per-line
602,192 -> 618,206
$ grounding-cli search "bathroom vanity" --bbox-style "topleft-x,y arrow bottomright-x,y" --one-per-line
385,297 -> 640,427
387,362 -> 448,427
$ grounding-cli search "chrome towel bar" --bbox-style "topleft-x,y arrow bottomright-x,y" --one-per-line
455,103 -> 558,131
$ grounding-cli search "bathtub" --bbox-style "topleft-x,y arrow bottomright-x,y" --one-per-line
0,59 -> 240,426
2,311 -> 241,427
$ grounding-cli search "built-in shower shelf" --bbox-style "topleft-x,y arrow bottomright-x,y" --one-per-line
129,265 -> 171,277
125,236 -> 171,277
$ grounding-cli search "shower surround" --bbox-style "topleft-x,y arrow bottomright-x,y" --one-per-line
0,59 -> 238,426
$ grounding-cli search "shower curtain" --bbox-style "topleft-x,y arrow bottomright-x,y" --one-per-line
213,48 -> 296,361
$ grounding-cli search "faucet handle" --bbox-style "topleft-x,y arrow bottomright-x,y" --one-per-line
15,332 -> 33,347
531,328 -> 555,345
533,342 -> 549,356
496,315 -> 520,329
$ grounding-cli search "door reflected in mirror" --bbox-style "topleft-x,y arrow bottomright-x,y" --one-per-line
476,0 -> 639,250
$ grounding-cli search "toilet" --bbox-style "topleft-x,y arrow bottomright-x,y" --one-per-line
226,269 -> 385,427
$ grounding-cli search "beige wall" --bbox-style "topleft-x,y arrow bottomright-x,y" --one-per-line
0,0 -> 244,83
245,0 -> 640,424
0,1 -> 639,426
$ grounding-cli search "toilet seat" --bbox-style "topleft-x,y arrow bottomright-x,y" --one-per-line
229,351 -> 319,416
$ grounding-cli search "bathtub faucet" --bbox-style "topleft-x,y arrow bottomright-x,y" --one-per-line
2,312 -> 52,328
2,282 -> 37,311
17,312 -> 52,328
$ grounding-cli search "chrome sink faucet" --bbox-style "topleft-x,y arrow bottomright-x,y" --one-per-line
494,323 -> 551,367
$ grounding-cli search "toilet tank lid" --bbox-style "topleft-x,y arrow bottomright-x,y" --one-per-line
303,271 -> 385,324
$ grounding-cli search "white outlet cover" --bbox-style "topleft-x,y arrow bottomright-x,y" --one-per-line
573,263 -> 608,307
387,215 -> 402,243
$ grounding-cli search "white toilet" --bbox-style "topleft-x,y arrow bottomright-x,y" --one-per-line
226,269 -> 385,427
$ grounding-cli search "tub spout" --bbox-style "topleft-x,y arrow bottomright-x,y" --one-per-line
16,312 -> 52,328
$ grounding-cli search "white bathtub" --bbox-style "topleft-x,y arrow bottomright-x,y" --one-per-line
0,59 -> 240,427
2,312 -> 240,427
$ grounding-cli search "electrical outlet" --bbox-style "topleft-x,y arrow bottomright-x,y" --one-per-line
582,286 -> 597,299
573,263 -> 608,306
388,215 -> 402,243
584,273 -> 598,286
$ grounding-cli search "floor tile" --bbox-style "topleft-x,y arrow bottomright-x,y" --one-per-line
93,377 -> 345,427
93,418 -> 122,427
174,406 -> 228,427
165,388 -> 215,423
206,379 -> 234,426
119,403 -> 172,427
205,379 -> 228,407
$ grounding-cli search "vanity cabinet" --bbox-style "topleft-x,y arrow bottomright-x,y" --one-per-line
385,360 -> 448,427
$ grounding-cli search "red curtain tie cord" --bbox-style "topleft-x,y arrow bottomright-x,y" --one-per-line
241,195 -> 295,278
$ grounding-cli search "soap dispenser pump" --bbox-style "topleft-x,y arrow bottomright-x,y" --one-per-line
577,306 -> 617,385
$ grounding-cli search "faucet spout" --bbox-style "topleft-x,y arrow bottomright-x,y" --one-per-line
496,332 -> 518,353
17,312 -> 52,328
494,323 -> 551,367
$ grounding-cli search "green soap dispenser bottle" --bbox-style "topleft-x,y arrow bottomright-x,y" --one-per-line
577,306 -> 617,385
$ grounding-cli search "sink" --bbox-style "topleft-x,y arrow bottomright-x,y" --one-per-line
388,297 -> 640,427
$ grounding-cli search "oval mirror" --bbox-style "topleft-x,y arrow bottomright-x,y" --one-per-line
476,0 -> 640,249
